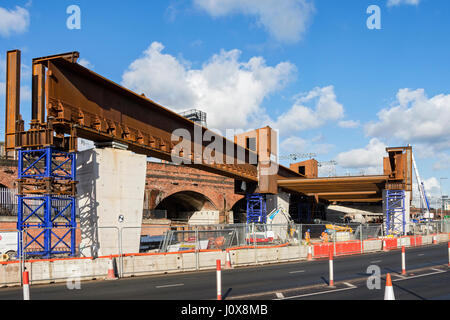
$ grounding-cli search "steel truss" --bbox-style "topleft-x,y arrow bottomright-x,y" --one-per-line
17,147 -> 77,258
386,190 -> 406,236
246,194 -> 267,224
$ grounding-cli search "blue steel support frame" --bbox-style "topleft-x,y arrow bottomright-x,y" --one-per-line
17,147 -> 77,258
246,194 -> 267,224
386,190 -> 406,236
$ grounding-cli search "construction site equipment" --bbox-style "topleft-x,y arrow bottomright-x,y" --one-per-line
17,147 -> 77,258
179,109 -> 207,127
326,224 -> 353,242
326,224 -> 353,233
411,151 -> 431,219
385,190 -> 406,236
246,194 -> 267,224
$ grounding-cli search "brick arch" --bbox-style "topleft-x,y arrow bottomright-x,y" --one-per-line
153,186 -> 221,211
155,189 -> 220,221
230,197 -> 247,223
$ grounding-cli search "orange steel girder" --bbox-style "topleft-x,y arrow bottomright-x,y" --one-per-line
7,50 -> 269,185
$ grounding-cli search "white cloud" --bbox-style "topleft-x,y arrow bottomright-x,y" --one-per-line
270,86 -> 344,135
0,6 -> 30,37
387,0 -> 420,7
338,120 -> 360,129
335,138 -> 387,174
122,42 -> 296,130
365,89 -> 450,153
280,136 -> 334,156
433,153 -> 450,171
193,0 -> 315,43
280,136 -> 308,153
414,177 -> 443,208
78,58 -> 94,69
0,55 -> 4,97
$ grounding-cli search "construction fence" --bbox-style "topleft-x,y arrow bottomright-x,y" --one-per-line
0,220 -> 449,287
1,220 -> 449,260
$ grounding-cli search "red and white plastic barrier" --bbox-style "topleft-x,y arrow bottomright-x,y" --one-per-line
216,260 -> 222,300
23,270 -> 30,300
401,246 -> 406,275
329,247 -> 334,287
448,242 -> 450,267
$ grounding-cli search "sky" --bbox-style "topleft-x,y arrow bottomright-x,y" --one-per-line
0,0 -> 449,206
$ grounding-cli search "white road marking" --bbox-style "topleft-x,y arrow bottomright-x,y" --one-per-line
431,268 -> 445,273
343,282 -> 357,288
274,284 -> 358,300
289,270 -> 306,274
275,292 -> 285,299
392,270 -> 446,282
370,260 -> 382,264
417,254 -> 425,256
156,283 -> 184,289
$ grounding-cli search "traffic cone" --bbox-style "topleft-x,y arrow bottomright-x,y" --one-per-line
225,249 -> 232,269
433,235 -> 438,245
106,255 -> 118,280
383,240 -> 388,252
384,273 -> 395,300
307,245 -> 313,261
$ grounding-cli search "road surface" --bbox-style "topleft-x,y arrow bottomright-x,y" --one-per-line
0,243 -> 448,300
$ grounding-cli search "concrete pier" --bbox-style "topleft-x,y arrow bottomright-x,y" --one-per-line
77,148 -> 147,257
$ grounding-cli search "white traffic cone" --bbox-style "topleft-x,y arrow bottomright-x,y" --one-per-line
384,273 -> 395,300
106,255 -> 118,280
307,245 -> 313,261
225,249 -> 232,269
383,240 -> 388,252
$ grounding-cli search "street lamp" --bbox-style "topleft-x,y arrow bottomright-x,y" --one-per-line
440,178 -> 448,219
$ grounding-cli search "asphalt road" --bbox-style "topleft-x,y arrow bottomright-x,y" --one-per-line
0,243 -> 448,300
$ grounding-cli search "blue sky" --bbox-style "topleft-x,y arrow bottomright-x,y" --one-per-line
0,0 -> 449,204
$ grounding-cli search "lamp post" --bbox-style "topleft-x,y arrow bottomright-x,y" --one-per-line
440,178 -> 448,219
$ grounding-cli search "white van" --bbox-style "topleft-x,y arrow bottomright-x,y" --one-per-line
0,232 -> 18,260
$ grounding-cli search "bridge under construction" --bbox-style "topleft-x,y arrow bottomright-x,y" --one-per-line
3,49 -> 415,258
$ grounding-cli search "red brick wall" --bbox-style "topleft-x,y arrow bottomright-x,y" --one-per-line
145,162 -> 243,221
0,166 -> 17,189
0,161 -> 243,222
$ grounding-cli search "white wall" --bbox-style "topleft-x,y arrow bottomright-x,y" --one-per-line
77,148 -> 147,257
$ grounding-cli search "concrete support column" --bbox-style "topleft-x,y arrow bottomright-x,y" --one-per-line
77,148 -> 147,257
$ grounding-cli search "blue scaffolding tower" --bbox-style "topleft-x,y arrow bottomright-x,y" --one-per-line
385,190 -> 406,236
17,147 -> 77,258
246,194 -> 267,224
